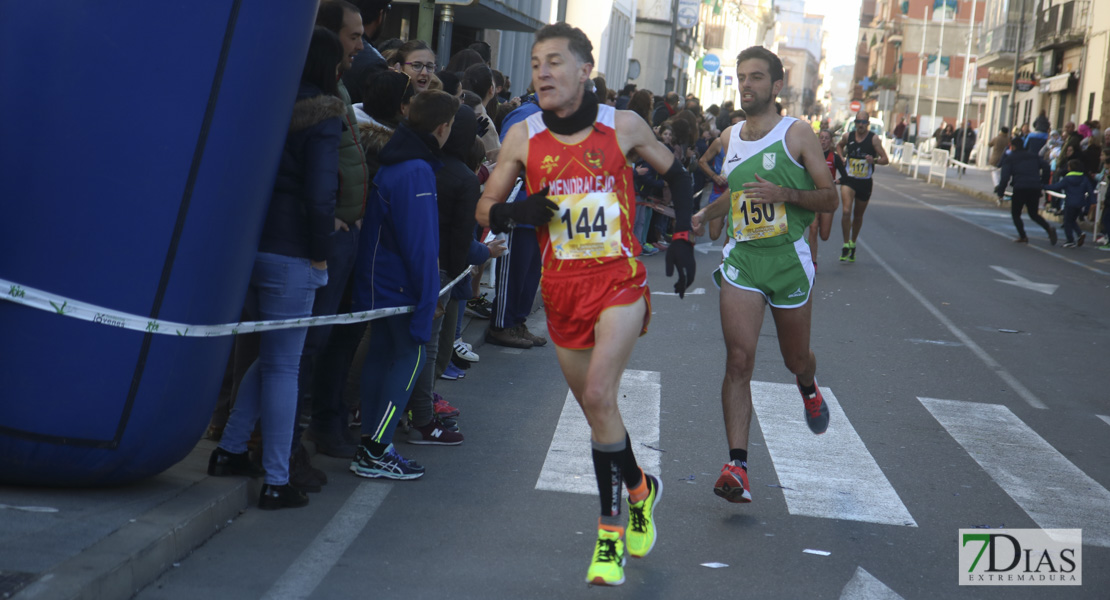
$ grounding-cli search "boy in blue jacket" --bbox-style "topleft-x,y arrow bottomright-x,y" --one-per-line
1045,159 -> 1096,247
349,90 -> 461,480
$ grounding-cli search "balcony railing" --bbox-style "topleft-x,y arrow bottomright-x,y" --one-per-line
1034,0 -> 1089,51
978,22 -> 1036,58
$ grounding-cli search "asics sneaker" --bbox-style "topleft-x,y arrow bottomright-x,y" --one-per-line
713,462 -> 751,503
798,377 -> 829,434
349,443 -> 425,480
626,474 -> 662,558
586,527 -> 626,586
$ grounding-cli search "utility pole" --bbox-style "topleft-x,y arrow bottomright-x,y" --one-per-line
1008,0 -> 1027,129
929,2 -> 947,142
912,6 -> 930,143
666,0 -> 679,93
957,0 -> 978,164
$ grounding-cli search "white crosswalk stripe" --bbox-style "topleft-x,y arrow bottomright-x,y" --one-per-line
1098,415 -> 1110,428
535,370 -> 661,495
751,381 -> 917,527
920,398 -> 1110,548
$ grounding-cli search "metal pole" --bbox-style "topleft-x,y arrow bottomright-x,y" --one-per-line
665,0 -> 679,93
929,2 -> 946,142
436,5 -> 454,70
912,6 -> 929,142
957,0 -> 978,166
1008,0 -> 1027,130
417,0 -> 435,46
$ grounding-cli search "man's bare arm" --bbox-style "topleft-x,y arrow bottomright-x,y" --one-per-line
476,122 -> 528,227
697,138 -> 725,185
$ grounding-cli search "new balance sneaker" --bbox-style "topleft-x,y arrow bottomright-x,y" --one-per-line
349,443 -> 425,480
713,462 -> 751,503
626,474 -> 662,558
514,324 -> 547,347
466,294 -> 493,319
453,338 -> 479,362
432,392 -> 460,418
839,243 -> 850,261
848,241 -> 856,262
407,416 -> 464,445
586,527 -> 626,586
798,377 -> 829,434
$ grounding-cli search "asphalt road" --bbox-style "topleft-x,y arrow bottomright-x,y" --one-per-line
133,169 -> 1110,600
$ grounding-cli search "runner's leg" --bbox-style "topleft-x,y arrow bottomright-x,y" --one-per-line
850,199 -> 869,244
719,283 -> 766,451
769,300 -> 816,387
840,185 -> 856,244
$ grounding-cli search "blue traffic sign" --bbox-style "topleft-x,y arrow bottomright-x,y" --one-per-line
703,53 -> 720,73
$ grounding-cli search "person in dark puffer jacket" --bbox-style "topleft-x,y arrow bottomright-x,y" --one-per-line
1044,159 -> 1096,247
209,27 -> 344,511
996,137 -> 1057,245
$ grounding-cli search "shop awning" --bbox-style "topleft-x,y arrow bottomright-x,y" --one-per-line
1040,72 -> 1072,93
394,0 -> 543,33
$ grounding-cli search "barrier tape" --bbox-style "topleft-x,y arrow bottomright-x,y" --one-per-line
0,267 -> 473,338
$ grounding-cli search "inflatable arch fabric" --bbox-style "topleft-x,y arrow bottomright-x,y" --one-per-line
0,2 -> 321,486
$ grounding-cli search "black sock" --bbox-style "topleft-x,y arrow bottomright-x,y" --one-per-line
619,433 -> 643,490
361,436 -> 387,457
729,448 -> 748,471
798,380 -> 817,396
592,440 -> 625,521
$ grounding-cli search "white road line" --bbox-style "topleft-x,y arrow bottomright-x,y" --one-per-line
652,287 -> 706,296
536,370 -> 661,495
839,567 -> 905,600
752,381 -> 916,527
1097,415 -> 1110,428
858,238 -> 1047,410
261,483 -> 391,600
873,179 -> 1110,277
920,398 -> 1110,548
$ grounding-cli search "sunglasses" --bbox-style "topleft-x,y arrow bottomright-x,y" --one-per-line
854,119 -> 868,124
404,61 -> 436,73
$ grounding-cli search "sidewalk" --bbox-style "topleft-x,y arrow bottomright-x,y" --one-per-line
2,311 -> 494,600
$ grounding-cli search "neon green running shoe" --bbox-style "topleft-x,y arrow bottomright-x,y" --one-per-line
626,474 -> 662,558
839,243 -> 850,261
848,240 -> 856,262
586,527 -> 626,586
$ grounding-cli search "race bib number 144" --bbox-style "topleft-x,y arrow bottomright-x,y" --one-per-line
548,192 -> 623,259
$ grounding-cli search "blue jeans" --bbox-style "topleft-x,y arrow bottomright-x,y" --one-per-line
220,252 -> 327,485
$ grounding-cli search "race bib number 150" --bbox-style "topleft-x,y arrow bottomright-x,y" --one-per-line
731,191 -> 788,242
548,192 -> 623,259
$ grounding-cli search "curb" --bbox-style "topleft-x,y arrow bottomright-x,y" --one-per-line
14,441 -> 250,600
904,170 -> 1076,228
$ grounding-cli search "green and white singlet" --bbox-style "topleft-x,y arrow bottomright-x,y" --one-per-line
714,116 -> 818,307
721,116 -> 817,246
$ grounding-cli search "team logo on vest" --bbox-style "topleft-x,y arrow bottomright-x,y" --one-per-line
584,148 -> 605,170
762,152 -> 776,170
541,155 -> 560,174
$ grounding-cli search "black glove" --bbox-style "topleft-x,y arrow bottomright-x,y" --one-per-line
489,186 -> 558,233
664,237 -> 696,298
476,116 -> 491,139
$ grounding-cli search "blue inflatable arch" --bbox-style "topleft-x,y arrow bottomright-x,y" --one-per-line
0,1 -> 320,486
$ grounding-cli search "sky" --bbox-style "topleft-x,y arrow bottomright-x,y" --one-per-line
806,0 -> 863,68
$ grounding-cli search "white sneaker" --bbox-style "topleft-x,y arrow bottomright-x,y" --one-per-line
453,338 -> 479,362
